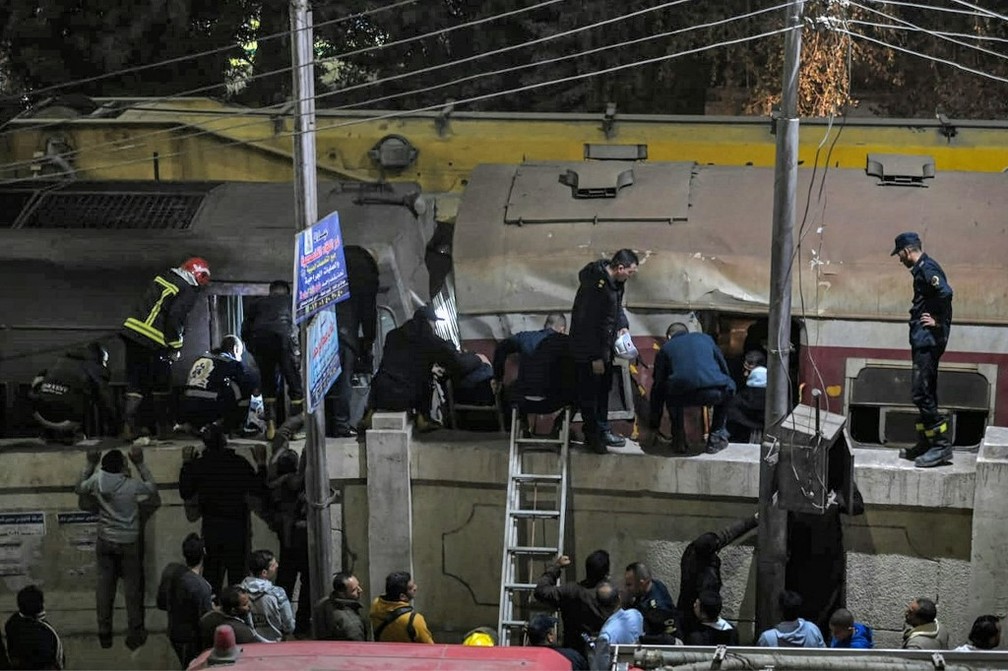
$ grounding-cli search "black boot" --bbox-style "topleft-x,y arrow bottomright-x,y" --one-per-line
914,419 -> 953,469
899,423 -> 930,461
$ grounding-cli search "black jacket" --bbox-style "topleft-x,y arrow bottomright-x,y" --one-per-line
242,294 -> 296,346
336,246 -> 380,357
178,448 -> 266,522
33,347 -> 114,421
4,612 -> 64,670
678,515 -> 758,633
498,331 -> 575,406
121,268 -> 200,351
569,260 -> 629,362
184,352 -> 259,401
533,565 -> 607,654
908,253 -> 953,350
649,332 -> 734,428
370,316 -> 462,410
165,570 -> 214,644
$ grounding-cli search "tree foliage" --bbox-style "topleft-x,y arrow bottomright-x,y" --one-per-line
2,0 -> 1007,118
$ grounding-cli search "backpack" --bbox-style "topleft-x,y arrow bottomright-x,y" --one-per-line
374,605 -> 418,642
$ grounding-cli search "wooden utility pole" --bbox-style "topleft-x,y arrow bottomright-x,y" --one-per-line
290,0 -> 333,626
756,0 -> 804,634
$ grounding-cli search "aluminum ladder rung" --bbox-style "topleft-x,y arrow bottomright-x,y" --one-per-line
503,582 -> 537,591
507,545 -> 558,555
498,407 -> 571,646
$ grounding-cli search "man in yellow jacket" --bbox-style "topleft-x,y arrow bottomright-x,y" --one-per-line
368,571 -> 434,643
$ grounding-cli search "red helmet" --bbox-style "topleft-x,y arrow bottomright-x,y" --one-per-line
181,257 -> 211,286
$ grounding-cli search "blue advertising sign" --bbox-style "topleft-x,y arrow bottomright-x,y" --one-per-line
306,307 -> 342,414
294,211 -> 349,325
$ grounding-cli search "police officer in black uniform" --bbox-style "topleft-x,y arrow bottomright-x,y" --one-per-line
32,342 -> 115,443
891,232 -> 954,468
242,280 -> 302,439
179,335 -> 260,434
568,249 -> 639,454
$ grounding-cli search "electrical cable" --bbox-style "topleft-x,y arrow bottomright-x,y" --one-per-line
862,0 -> 998,19
0,0 -> 675,174
836,28 -> 1008,83
946,0 -> 1008,23
0,1 -> 782,183
849,2 -> 1008,64
847,20 -> 1008,45
4,0 -> 420,100
0,0 -> 563,143
0,25 -> 793,186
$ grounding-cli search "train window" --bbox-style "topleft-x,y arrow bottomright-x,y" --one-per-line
847,363 -> 991,448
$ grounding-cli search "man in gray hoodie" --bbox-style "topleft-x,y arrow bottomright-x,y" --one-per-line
75,446 -> 160,650
239,549 -> 295,641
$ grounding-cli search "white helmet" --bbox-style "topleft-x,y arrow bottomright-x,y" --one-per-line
613,331 -> 639,361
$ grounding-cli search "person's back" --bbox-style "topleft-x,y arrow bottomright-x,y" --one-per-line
314,596 -> 369,641
179,439 -> 262,522
242,294 -> 294,341
240,550 -> 295,642
687,622 -> 739,646
371,310 -> 459,412
33,344 -> 113,435
4,586 -> 64,670
534,553 -> 609,654
757,591 -> 825,648
658,332 -> 733,393
167,571 -> 213,650
75,449 -> 158,545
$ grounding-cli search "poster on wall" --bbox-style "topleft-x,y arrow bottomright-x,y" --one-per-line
57,512 -> 100,553
294,211 -> 350,325
0,512 -> 46,577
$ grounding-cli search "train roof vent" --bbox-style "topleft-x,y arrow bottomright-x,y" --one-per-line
558,164 -> 635,199
6,183 -> 215,230
866,153 -> 935,186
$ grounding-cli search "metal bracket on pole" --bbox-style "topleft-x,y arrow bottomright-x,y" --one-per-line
435,101 -> 454,136
602,102 -> 617,139
931,652 -> 946,670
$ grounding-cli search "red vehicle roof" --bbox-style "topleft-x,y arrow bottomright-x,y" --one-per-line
187,641 -> 573,670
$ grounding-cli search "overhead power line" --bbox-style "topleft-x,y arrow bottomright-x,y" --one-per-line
0,0 -> 562,143
836,28 -> 1008,84
0,0 -> 710,174
0,25 -> 792,186
862,0 -> 1003,19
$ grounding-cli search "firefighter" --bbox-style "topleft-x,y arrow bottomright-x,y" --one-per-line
120,257 -> 210,440
241,280 -> 302,440
891,232 -> 954,468
179,335 -> 260,434
32,342 -> 115,443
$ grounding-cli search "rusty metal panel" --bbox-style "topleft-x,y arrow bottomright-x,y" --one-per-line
775,404 -> 849,515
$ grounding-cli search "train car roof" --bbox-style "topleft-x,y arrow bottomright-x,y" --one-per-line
452,161 -> 1008,324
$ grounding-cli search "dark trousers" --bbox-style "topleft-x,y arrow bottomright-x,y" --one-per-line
201,517 -> 251,595
96,537 -> 145,637
911,346 -> 943,427
122,336 -> 172,396
331,346 -> 357,431
250,335 -> 303,401
276,526 -> 311,635
663,387 -> 733,438
180,392 -> 244,432
575,360 -> 613,437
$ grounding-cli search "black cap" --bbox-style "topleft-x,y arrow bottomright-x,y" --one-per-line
414,305 -> 444,322
890,231 -> 921,256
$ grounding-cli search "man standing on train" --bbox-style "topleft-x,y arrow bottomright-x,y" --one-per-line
891,232 -> 954,468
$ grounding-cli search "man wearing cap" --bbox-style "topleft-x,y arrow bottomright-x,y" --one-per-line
641,322 -> 735,454
364,305 -> 462,430
892,232 -> 954,468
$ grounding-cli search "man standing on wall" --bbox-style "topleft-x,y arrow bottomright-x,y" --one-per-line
891,232 -> 954,469
120,257 -> 210,440
569,249 -> 639,454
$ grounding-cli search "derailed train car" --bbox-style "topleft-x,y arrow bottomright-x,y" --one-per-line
451,159 -> 1008,448
0,179 -> 435,436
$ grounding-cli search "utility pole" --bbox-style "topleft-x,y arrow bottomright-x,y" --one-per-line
290,0 -> 333,625
756,0 -> 804,635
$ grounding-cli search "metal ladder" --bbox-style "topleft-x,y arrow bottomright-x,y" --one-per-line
497,406 -> 571,646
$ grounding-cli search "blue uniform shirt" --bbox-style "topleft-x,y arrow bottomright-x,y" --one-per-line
908,253 -> 953,349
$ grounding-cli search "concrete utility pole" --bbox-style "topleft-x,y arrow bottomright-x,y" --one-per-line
756,0 -> 804,635
290,0 -> 333,625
